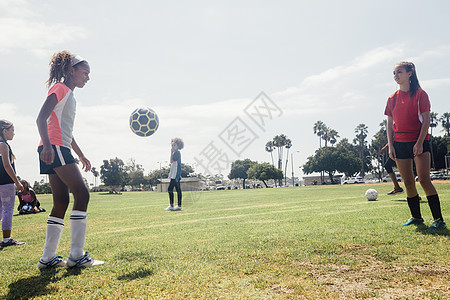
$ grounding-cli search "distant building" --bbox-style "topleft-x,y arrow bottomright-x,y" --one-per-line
157,177 -> 202,192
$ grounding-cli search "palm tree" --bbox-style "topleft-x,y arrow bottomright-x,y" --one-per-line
321,126 -> 330,147
429,112 -> 438,170
440,112 -> 450,136
313,121 -> 325,148
354,123 -> 368,177
284,139 -> 292,185
327,129 -> 340,146
91,167 -> 99,187
272,134 -> 289,186
265,141 -> 275,166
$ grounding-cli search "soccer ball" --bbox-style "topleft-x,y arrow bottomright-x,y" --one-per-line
365,189 -> 378,201
129,107 -> 159,137
22,204 -> 32,212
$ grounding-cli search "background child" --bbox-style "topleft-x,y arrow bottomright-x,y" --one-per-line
165,138 -> 184,211
0,120 -> 25,249
380,143 -> 403,195
36,51 -> 103,268
17,179 -> 45,214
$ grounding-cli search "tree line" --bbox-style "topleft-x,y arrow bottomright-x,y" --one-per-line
304,113 -> 450,183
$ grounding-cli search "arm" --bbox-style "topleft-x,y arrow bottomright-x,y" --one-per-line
30,189 -> 38,201
380,143 -> 388,154
36,93 -> 58,164
0,144 -> 23,192
17,192 -> 25,210
71,138 -> 91,172
414,111 -> 430,157
386,116 -> 396,160
170,143 -> 177,163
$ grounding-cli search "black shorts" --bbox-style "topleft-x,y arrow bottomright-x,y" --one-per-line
393,140 -> 430,159
38,145 -> 76,174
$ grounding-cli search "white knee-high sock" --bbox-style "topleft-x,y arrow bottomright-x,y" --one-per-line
42,216 -> 64,261
69,210 -> 87,259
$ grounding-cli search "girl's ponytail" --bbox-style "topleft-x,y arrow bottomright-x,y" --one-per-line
46,50 -> 73,88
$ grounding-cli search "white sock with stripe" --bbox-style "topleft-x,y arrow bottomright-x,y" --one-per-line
41,216 -> 64,261
69,210 -> 87,259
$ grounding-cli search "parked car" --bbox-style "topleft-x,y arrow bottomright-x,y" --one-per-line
415,172 -> 450,181
342,177 -> 365,184
430,172 -> 450,181
382,172 -> 402,182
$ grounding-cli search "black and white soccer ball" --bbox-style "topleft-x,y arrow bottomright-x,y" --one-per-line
365,189 -> 378,201
22,204 -> 32,212
129,107 -> 159,137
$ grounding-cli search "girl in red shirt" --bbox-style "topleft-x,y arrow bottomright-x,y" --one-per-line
385,62 -> 445,230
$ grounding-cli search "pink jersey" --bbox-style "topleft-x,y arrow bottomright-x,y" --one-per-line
39,82 -> 76,149
384,88 -> 430,142
21,192 -> 34,203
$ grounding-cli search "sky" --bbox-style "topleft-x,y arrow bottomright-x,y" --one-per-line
1,0 -> 450,186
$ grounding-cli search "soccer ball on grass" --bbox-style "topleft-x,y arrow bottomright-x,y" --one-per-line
22,204 -> 32,213
129,107 -> 159,137
365,189 -> 378,201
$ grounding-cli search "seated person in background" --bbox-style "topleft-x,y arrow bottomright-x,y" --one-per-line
17,180 -> 45,214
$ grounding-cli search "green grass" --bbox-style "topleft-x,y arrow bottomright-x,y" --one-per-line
1,182 -> 449,299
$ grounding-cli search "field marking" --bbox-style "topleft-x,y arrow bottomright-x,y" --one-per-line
96,204 -> 399,235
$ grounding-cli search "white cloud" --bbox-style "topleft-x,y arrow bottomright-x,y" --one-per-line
298,45 -> 404,90
5,43 -> 450,185
422,78 -> 450,89
0,1 -> 86,55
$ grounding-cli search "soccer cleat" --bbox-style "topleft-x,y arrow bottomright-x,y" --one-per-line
0,238 -> 25,248
67,252 -> 104,268
38,256 -> 67,269
174,206 -> 182,211
401,217 -> 424,226
387,188 -> 404,195
427,219 -> 446,231
165,206 -> 175,211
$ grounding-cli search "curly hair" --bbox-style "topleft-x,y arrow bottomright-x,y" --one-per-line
172,137 -> 184,150
46,50 -> 88,88
46,50 -> 73,87
396,61 -> 421,97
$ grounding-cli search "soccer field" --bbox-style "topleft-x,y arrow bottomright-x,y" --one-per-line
1,182 -> 449,299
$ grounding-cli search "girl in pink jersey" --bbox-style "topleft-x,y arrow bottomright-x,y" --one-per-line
384,62 -> 445,230
17,180 -> 44,214
36,51 -> 103,268
0,120 -> 25,249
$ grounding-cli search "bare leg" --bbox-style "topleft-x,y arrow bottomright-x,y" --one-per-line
48,174 -> 70,219
54,163 -> 89,212
3,230 -> 11,239
388,172 -> 402,190
414,152 -> 436,196
395,159 -> 417,198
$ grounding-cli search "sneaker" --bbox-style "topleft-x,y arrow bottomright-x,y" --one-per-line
0,238 -> 26,248
387,188 -> 404,195
38,256 -> 67,269
427,218 -> 447,231
401,217 -> 424,226
67,252 -> 104,268
165,206 -> 175,211
174,206 -> 182,211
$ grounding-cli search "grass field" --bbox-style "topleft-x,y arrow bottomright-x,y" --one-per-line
1,182 -> 449,299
